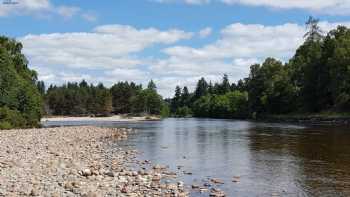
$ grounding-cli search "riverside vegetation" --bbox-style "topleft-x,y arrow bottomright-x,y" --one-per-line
2,17 -> 350,128
169,17 -> 350,120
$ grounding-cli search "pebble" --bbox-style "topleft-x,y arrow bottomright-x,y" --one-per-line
211,178 -> 224,184
0,126 -> 190,196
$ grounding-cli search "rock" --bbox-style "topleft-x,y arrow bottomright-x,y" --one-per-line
203,182 -> 211,187
81,168 -> 92,177
82,191 -> 98,197
121,186 -> 129,193
131,171 -> 138,176
192,184 -> 200,189
232,176 -> 240,183
152,174 -> 162,182
153,164 -> 166,170
64,182 -> 74,191
211,178 -> 224,184
30,188 -> 39,196
166,183 -> 178,190
210,189 -> 226,197
104,171 -> 114,177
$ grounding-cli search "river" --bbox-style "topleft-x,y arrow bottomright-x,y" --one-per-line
43,118 -> 350,196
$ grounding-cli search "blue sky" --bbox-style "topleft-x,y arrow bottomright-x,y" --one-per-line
2,0 -> 350,97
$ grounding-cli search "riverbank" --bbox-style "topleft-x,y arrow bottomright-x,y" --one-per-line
0,126 -> 188,196
41,115 -> 161,123
260,113 -> 350,125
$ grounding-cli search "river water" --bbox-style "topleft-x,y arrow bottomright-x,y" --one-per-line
44,118 -> 350,196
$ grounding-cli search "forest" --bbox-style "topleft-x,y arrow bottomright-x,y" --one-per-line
2,17 -> 350,128
170,17 -> 350,118
45,80 -> 166,117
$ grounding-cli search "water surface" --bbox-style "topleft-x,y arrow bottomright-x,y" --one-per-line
44,118 -> 350,196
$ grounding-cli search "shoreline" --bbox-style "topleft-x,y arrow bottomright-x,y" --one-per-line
257,114 -> 350,126
41,115 -> 161,123
0,126 -> 188,196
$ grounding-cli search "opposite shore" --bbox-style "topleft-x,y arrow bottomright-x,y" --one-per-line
258,113 -> 350,126
41,114 -> 350,126
41,115 -> 161,123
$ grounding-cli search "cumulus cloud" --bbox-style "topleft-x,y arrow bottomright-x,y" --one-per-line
56,5 -> 80,19
152,0 -> 350,15
21,21 -> 350,97
20,24 -> 193,95
0,0 -> 51,16
20,25 -> 192,70
0,0 -> 97,21
152,21 -> 350,97
199,27 -> 212,38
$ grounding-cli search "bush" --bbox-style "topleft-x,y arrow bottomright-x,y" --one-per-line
160,103 -> 170,118
0,122 -> 12,130
0,36 -> 42,129
175,106 -> 192,117
0,107 -> 26,129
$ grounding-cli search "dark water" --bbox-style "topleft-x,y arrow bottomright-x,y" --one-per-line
43,118 -> 350,196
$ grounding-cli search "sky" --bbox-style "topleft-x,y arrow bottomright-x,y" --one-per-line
2,0 -> 350,97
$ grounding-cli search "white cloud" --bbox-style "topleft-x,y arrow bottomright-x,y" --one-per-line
22,21 -> 350,97
0,0 -> 97,21
199,27 -> 212,38
152,0 -> 350,15
106,68 -> 149,82
20,24 -> 193,96
20,25 -> 192,70
56,5 -> 80,19
81,12 -> 97,22
0,0 -> 50,16
94,25 -> 193,44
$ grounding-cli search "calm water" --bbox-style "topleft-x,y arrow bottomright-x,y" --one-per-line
43,118 -> 350,196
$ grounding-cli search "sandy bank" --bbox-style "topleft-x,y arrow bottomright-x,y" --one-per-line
0,126 -> 188,196
41,115 -> 160,123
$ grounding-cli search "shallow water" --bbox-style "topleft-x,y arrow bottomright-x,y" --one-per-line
43,118 -> 350,196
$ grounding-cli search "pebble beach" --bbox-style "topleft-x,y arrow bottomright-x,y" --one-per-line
0,126 -> 190,197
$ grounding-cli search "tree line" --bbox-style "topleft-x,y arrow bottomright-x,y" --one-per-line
45,80 -> 167,117
170,17 -> 350,119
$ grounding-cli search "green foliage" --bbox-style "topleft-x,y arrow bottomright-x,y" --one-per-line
0,107 -> 26,129
45,82 -> 113,116
247,58 -> 296,115
191,90 -> 248,119
160,103 -> 170,118
175,106 -> 192,117
110,81 -> 141,114
0,36 -> 42,129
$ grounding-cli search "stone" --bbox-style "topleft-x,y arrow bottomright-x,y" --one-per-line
211,178 -> 224,184
104,171 -> 114,177
192,184 -> 200,189
82,169 -> 92,177
152,174 -> 162,182
30,188 -> 39,196
210,189 -> 226,197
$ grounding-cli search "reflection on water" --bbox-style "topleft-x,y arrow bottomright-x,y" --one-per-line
43,118 -> 350,196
